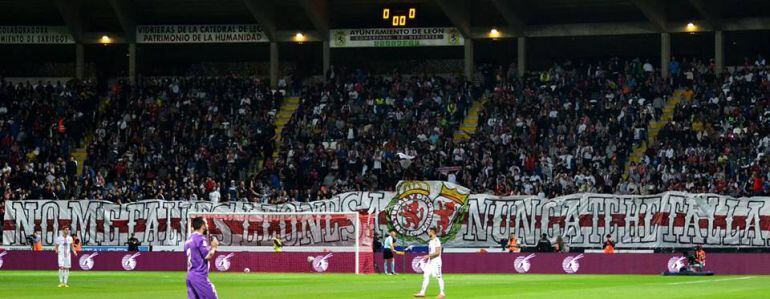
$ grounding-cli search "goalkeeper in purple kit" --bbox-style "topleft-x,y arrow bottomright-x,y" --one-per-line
185,217 -> 219,299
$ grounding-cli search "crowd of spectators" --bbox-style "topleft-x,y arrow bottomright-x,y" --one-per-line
80,76 -> 285,203
628,55 -> 770,197
460,58 -> 669,197
264,66 -> 476,202
0,79 -> 99,201
1,55 -> 768,204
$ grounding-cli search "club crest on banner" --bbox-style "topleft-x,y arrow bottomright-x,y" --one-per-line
385,181 -> 470,244
447,28 -> 461,45
79,253 -> 99,270
562,254 -> 584,274
514,254 -> 536,273
667,256 -> 687,273
215,253 -> 236,271
121,253 -> 141,271
333,31 -> 347,47
310,253 -> 333,272
0,251 -> 6,269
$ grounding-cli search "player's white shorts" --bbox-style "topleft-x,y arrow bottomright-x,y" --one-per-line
423,261 -> 442,278
58,254 -> 72,268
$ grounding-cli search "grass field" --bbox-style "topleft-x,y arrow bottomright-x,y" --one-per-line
0,271 -> 768,298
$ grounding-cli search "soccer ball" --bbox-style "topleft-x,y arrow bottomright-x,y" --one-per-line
244,268 -> 250,273
307,256 -> 315,263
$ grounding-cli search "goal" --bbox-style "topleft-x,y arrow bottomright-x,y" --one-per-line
187,211 -> 375,274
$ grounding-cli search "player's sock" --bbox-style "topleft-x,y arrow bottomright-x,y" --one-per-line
438,277 -> 445,294
58,269 -> 63,284
64,269 -> 69,284
419,274 -> 430,294
390,260 -> 396,274
383,261 -> 389,274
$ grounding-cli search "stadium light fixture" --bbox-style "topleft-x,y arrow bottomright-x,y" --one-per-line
294,32 -> 306,43
686,22 -> 698,32
488,28 -> 501,39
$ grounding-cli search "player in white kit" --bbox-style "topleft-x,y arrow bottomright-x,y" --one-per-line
414,227 -> 445,298
55,226 -> 77,287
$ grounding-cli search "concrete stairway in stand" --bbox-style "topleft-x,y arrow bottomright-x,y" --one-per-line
272,96 -> 300,158
71,138 -> 90,176
624,90 -> 684,174
247,96 -> 301,176
453,98 -> 486,142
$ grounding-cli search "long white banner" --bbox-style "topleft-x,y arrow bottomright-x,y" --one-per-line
136,24 -> 267,43
0,26 -> 74,44
330,27 -> 464,48
4,181 -> 769,248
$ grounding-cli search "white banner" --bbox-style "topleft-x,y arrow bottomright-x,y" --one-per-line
4,181 -> 770,248
136,24 -> 267,43
0,26 -> 74,44
330,27 -> 464,48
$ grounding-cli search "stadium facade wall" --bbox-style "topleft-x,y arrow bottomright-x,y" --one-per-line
2,250 -> 770,275
4,181 -> 770,249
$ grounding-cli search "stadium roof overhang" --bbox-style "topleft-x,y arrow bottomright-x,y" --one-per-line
1,0 -> 769,44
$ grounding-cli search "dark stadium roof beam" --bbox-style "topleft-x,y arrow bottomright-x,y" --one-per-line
243,0 -> 279,42
435,0 -> 472,38
53,0 -> 86,43
525,17 -> 770,37
687,0 -> 722,29
297,0 -> 329,40
629,0 -> 668,32
525,22 -> 658,37
491,0 -> 527,37
109,0 -> 137,42
721,17 -> 770,31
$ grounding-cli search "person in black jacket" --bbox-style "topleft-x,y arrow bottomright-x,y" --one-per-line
127,234 -> 141,251
373,233 -> 382,253
373,233 -> 382,273
536,233 -> 553,252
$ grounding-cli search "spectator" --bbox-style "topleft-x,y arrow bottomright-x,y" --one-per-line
273,236 -> 283,253
72,233 -> 82,253
536,234 -> 552,252
127,234 -> 140,251
32,231 -> 43,251
506,233 -> 520,253
603,234 -> 615,253
554,236 -> 568,253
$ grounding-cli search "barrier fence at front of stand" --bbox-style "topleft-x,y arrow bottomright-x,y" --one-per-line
2,251 -> 770,274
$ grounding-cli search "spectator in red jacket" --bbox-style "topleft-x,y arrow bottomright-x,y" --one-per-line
753,173 -> 764,196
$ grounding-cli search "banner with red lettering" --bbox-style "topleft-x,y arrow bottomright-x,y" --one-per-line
3,181 -> 770,248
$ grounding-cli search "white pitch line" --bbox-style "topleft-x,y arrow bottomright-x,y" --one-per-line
666,276 -> 755,286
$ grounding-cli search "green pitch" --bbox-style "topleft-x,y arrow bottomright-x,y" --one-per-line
0,271 -> 768,299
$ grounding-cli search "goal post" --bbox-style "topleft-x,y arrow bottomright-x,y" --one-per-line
187,211 -> 375,274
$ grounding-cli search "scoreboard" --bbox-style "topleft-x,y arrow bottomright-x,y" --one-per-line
382,6 -> 417,27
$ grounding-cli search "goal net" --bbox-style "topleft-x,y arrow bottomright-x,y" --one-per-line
187,211 -> 374,274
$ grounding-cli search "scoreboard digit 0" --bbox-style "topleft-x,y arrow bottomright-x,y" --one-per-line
382,7 -> 416,27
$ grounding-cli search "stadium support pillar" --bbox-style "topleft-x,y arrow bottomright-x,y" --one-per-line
75,43 -> 84,79
323,40 -> 330,81
128,42 -> 136,84
714,30 -> 724,74
660,32 -> 670,79
270,42 -> 279,88
517,37 -> 527,77
464,39 -> 473,80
